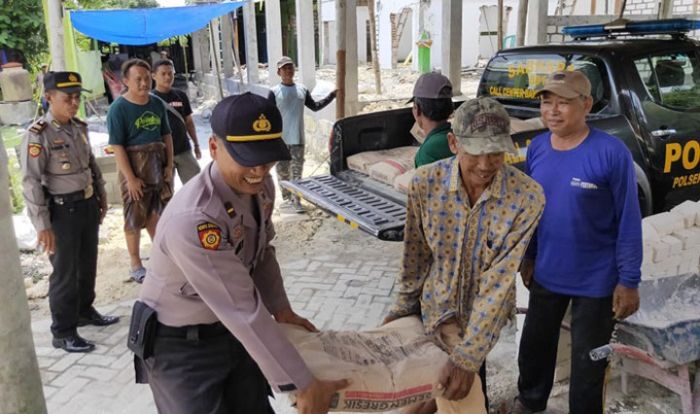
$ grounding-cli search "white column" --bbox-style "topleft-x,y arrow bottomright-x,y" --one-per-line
345,0 -> 359,116
210,18 -> 222,74
296,0 -> 316,90
200,28 -> 212,73
47,0 -> 65,70
191,28 -> 204,74
526,0 -> 548,45
317,0 -> 325,66
221,13 -> 235,78
0,135 -> 47,414
265,0 -> 283,83
441,0 -> 462,96
243,1 -> 259,84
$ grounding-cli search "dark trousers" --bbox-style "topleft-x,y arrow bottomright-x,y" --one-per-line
517,280 -> 615,414
142,325 -> 274,414
479,362 -> 489,411
49,196 -> 99,337
277,144 -> 305,201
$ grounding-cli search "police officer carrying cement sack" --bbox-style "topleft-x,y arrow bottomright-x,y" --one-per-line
132,92 -> 348,414
21,71 -> 119,353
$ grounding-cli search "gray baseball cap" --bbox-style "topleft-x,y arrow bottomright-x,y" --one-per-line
452,97 -> 518,156
277,56 -> 294,69
407,72 -> 453,103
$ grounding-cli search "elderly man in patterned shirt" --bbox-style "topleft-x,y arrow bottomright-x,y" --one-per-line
384,97 -> 545,414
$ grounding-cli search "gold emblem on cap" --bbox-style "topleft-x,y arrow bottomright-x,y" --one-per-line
68,74 -> 78,82
252,114 -> 272,133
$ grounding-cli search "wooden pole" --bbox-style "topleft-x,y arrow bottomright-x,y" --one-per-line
516,0 -> 528,46
0,133 -> 47,414
367,0 -> 381,95
336,0 -> 346,119
209,22 -> 225,99
497,0 -> 504,51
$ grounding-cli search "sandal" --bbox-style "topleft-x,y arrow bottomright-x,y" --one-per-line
129,266 -> 146,283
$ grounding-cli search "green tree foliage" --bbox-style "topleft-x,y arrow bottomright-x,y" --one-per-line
0,0 -> 48,67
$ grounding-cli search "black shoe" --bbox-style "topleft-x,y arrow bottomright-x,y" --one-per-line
52,334 -> 96,353
78,309 -> 120,327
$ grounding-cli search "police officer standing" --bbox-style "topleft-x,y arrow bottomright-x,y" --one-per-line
133,92 -> 347,413
22,72 -> 119,353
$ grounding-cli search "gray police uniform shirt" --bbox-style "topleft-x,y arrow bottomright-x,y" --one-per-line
139,162 -> 314,393
21,111 -> 106,232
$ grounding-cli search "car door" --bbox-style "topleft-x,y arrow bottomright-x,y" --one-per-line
631,49 -> 700,210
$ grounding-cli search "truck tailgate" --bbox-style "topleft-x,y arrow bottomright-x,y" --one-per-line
281,173 -> 407,241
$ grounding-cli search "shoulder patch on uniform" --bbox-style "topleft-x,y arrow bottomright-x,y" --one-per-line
197,222 -> 222,250
28,143 -> 42,158
29,121 -> 47,134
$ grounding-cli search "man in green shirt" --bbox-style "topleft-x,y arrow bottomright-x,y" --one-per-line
410,72 -> 455,167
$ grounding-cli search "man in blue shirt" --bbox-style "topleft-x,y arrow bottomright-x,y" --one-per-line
512,71 -> 641,414
271,56 -> 336,213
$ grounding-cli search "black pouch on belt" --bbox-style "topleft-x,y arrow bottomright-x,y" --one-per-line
127,300 -> 157,359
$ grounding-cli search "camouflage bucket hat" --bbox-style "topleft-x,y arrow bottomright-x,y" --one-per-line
452,97 -> 518,156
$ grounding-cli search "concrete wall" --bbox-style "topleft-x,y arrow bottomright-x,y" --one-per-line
320,1 -> 370,65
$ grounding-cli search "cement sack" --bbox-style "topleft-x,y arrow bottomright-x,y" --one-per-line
282,316 -> 485,413
347,146 -> 418,175
369,158 -> 414,186
393,169 -> 416,194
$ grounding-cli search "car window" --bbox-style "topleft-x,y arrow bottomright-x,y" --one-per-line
634,51 -> 700,111
478,53 -> 609,111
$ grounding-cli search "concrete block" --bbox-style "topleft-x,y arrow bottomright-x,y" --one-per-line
678,259 -> 697,275
642,242 -> 654,265
670,200 -> 700,228
658,254 -> 682,277
644,212 -> 685,236
95,156 -> 122,205
642,221 -> 661,242
650,240 -> 671,263
0,100 -> 35,125
660,235 -> 684,255
672,228 -> 700,250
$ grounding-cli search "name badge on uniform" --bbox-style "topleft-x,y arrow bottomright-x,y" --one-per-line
197,222 -> 222,250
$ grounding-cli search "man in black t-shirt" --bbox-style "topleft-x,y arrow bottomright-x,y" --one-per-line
151,59 -> 201,184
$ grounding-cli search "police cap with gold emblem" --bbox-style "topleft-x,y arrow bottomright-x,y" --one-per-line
211,92 -> 291,167
44,71 -> 90,94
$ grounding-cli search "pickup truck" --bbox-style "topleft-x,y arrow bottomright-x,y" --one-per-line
283,20 -> 700,241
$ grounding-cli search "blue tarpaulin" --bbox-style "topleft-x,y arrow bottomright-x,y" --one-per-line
69,2 -> 244,45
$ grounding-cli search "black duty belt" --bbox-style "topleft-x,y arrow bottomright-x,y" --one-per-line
156,321 -> 230,340
51,186 -> 94,205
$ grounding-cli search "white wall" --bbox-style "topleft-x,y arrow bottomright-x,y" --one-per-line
320,1 -> 368,65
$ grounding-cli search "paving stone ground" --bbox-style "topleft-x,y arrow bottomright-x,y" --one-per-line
31,217 -> 403,414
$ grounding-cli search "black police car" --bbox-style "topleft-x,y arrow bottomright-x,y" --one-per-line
284,19 -> 700,240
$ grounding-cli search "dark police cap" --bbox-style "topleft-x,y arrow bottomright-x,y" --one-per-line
44,71 -> 90,94
211,92 -> 291,167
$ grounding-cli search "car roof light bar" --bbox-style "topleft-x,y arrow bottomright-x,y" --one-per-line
562,18 -> 700,38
